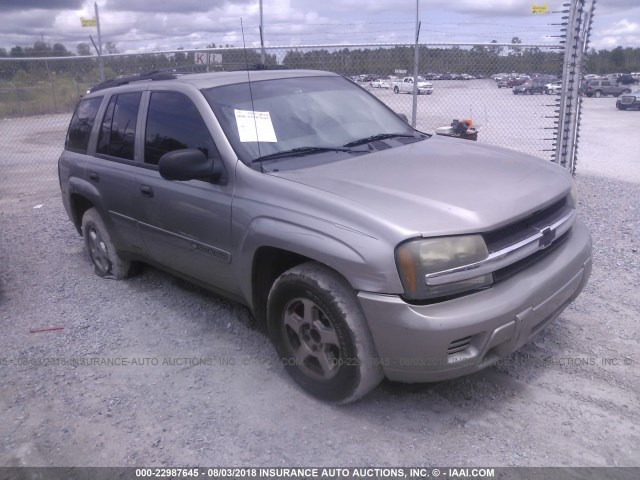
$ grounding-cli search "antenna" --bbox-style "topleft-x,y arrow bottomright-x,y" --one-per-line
240,18 -> 262,167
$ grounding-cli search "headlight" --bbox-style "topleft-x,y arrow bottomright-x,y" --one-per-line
395,235 -> 493,300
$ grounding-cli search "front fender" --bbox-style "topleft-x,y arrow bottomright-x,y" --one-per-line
235,216 -> 404,306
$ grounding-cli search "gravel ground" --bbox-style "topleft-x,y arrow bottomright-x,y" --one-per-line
0,93 -> 639,468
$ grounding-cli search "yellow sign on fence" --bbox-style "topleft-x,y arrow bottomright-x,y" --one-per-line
531,3 -> 548,14
80,17 -> 97,27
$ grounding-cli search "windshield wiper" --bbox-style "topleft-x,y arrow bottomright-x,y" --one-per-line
252,146 -> 365,163
343,133 -> 418,148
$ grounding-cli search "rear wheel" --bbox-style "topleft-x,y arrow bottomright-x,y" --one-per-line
594,90 -> 602,98
267,262 -> 383,403
393,86 -> 399,94
622,89 -> 631,95
81,208 -> 135,279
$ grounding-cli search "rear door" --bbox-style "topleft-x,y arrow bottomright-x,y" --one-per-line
134,90 -> 237,294
84,91 -> 145,253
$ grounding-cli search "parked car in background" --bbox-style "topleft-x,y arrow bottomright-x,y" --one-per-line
507,77 -> 528,88
616,90 -> 640,110
493,73 -> 513,81
584,79 -> 631,98
370,78 -> 390,89
545,81 -> 562,95
392,76 -> 434,94
617,74 -> 638,85
513,81 -> 546,95
497,80 -> 509,88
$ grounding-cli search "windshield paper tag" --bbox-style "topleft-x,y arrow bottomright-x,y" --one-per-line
234,109 -> 277,143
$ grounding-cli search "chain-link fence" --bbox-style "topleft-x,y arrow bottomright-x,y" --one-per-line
0,42 -> 565,198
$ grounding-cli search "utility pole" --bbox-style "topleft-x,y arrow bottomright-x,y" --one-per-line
95,2 -> 105,81
259,0 -> 265,65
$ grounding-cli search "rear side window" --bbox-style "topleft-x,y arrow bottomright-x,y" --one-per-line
97,92 -> 142,161
144,91 -> 217,165
65,96 -> 103,153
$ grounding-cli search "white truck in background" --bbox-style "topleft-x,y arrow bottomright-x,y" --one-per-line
392,76 -> 434,95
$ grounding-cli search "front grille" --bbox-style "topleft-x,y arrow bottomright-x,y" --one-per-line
493,230 -> 569,284
621,96 -> 635,104
448,336 -> 473,355
482,198 -> 569,253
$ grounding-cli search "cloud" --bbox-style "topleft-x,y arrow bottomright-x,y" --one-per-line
591,18 -> 640,49
0,0 -> 83,12
105,0 -> 254,13
603,19 -> 640,36
0,0 -> 638,52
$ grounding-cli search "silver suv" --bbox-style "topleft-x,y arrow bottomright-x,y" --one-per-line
584,79 -> 631,98
59,70 -> 592,403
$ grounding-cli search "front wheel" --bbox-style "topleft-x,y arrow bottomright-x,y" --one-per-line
593,90 -> 602,98
267,262 -> 383,403
393,86 -> 399,94
81,208 -> 135,279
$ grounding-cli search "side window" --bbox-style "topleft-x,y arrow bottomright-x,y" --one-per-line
97,92 -> 141,161
144,92 -> 217,166
65,96 -> 103,153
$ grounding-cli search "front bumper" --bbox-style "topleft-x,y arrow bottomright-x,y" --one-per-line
358,218 -> 592,383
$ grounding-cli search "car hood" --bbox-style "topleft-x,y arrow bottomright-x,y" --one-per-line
417,81 -> 433,88
269,136 -> 570,237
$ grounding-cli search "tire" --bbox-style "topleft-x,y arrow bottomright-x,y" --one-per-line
393,86 -> 399,94
81,208 -> 135,280
622,89 -> 631,95
267,262 -> 384,403
594,90 -> 602,98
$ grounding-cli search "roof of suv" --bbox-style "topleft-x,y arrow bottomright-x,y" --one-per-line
87,69 -> 337,96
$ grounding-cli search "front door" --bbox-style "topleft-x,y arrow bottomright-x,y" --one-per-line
134,90 -> 237,295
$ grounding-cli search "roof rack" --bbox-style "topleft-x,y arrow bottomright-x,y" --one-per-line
89,70 -> 178,93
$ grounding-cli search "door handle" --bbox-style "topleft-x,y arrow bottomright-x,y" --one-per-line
140,185 -> 154,198
88,172 -> 99,183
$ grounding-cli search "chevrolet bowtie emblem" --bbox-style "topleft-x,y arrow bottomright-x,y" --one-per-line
538,226 -> 556,250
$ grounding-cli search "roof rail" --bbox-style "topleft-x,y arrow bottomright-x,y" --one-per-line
88,70 -> 178,93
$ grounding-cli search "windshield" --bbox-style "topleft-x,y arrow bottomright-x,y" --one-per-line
202,75 -> 417,166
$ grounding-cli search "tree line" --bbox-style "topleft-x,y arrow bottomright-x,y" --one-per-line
1,39 -> 639,85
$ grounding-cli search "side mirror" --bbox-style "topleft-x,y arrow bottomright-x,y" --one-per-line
158,148 -> 221,182
396,113 -> 409,123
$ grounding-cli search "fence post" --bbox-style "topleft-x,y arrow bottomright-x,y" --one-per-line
411,0 -> 420,127
45,59 -> 58,113
555,0 -> 596,173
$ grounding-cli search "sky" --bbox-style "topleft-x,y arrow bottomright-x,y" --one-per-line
0,0 -> 638,54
